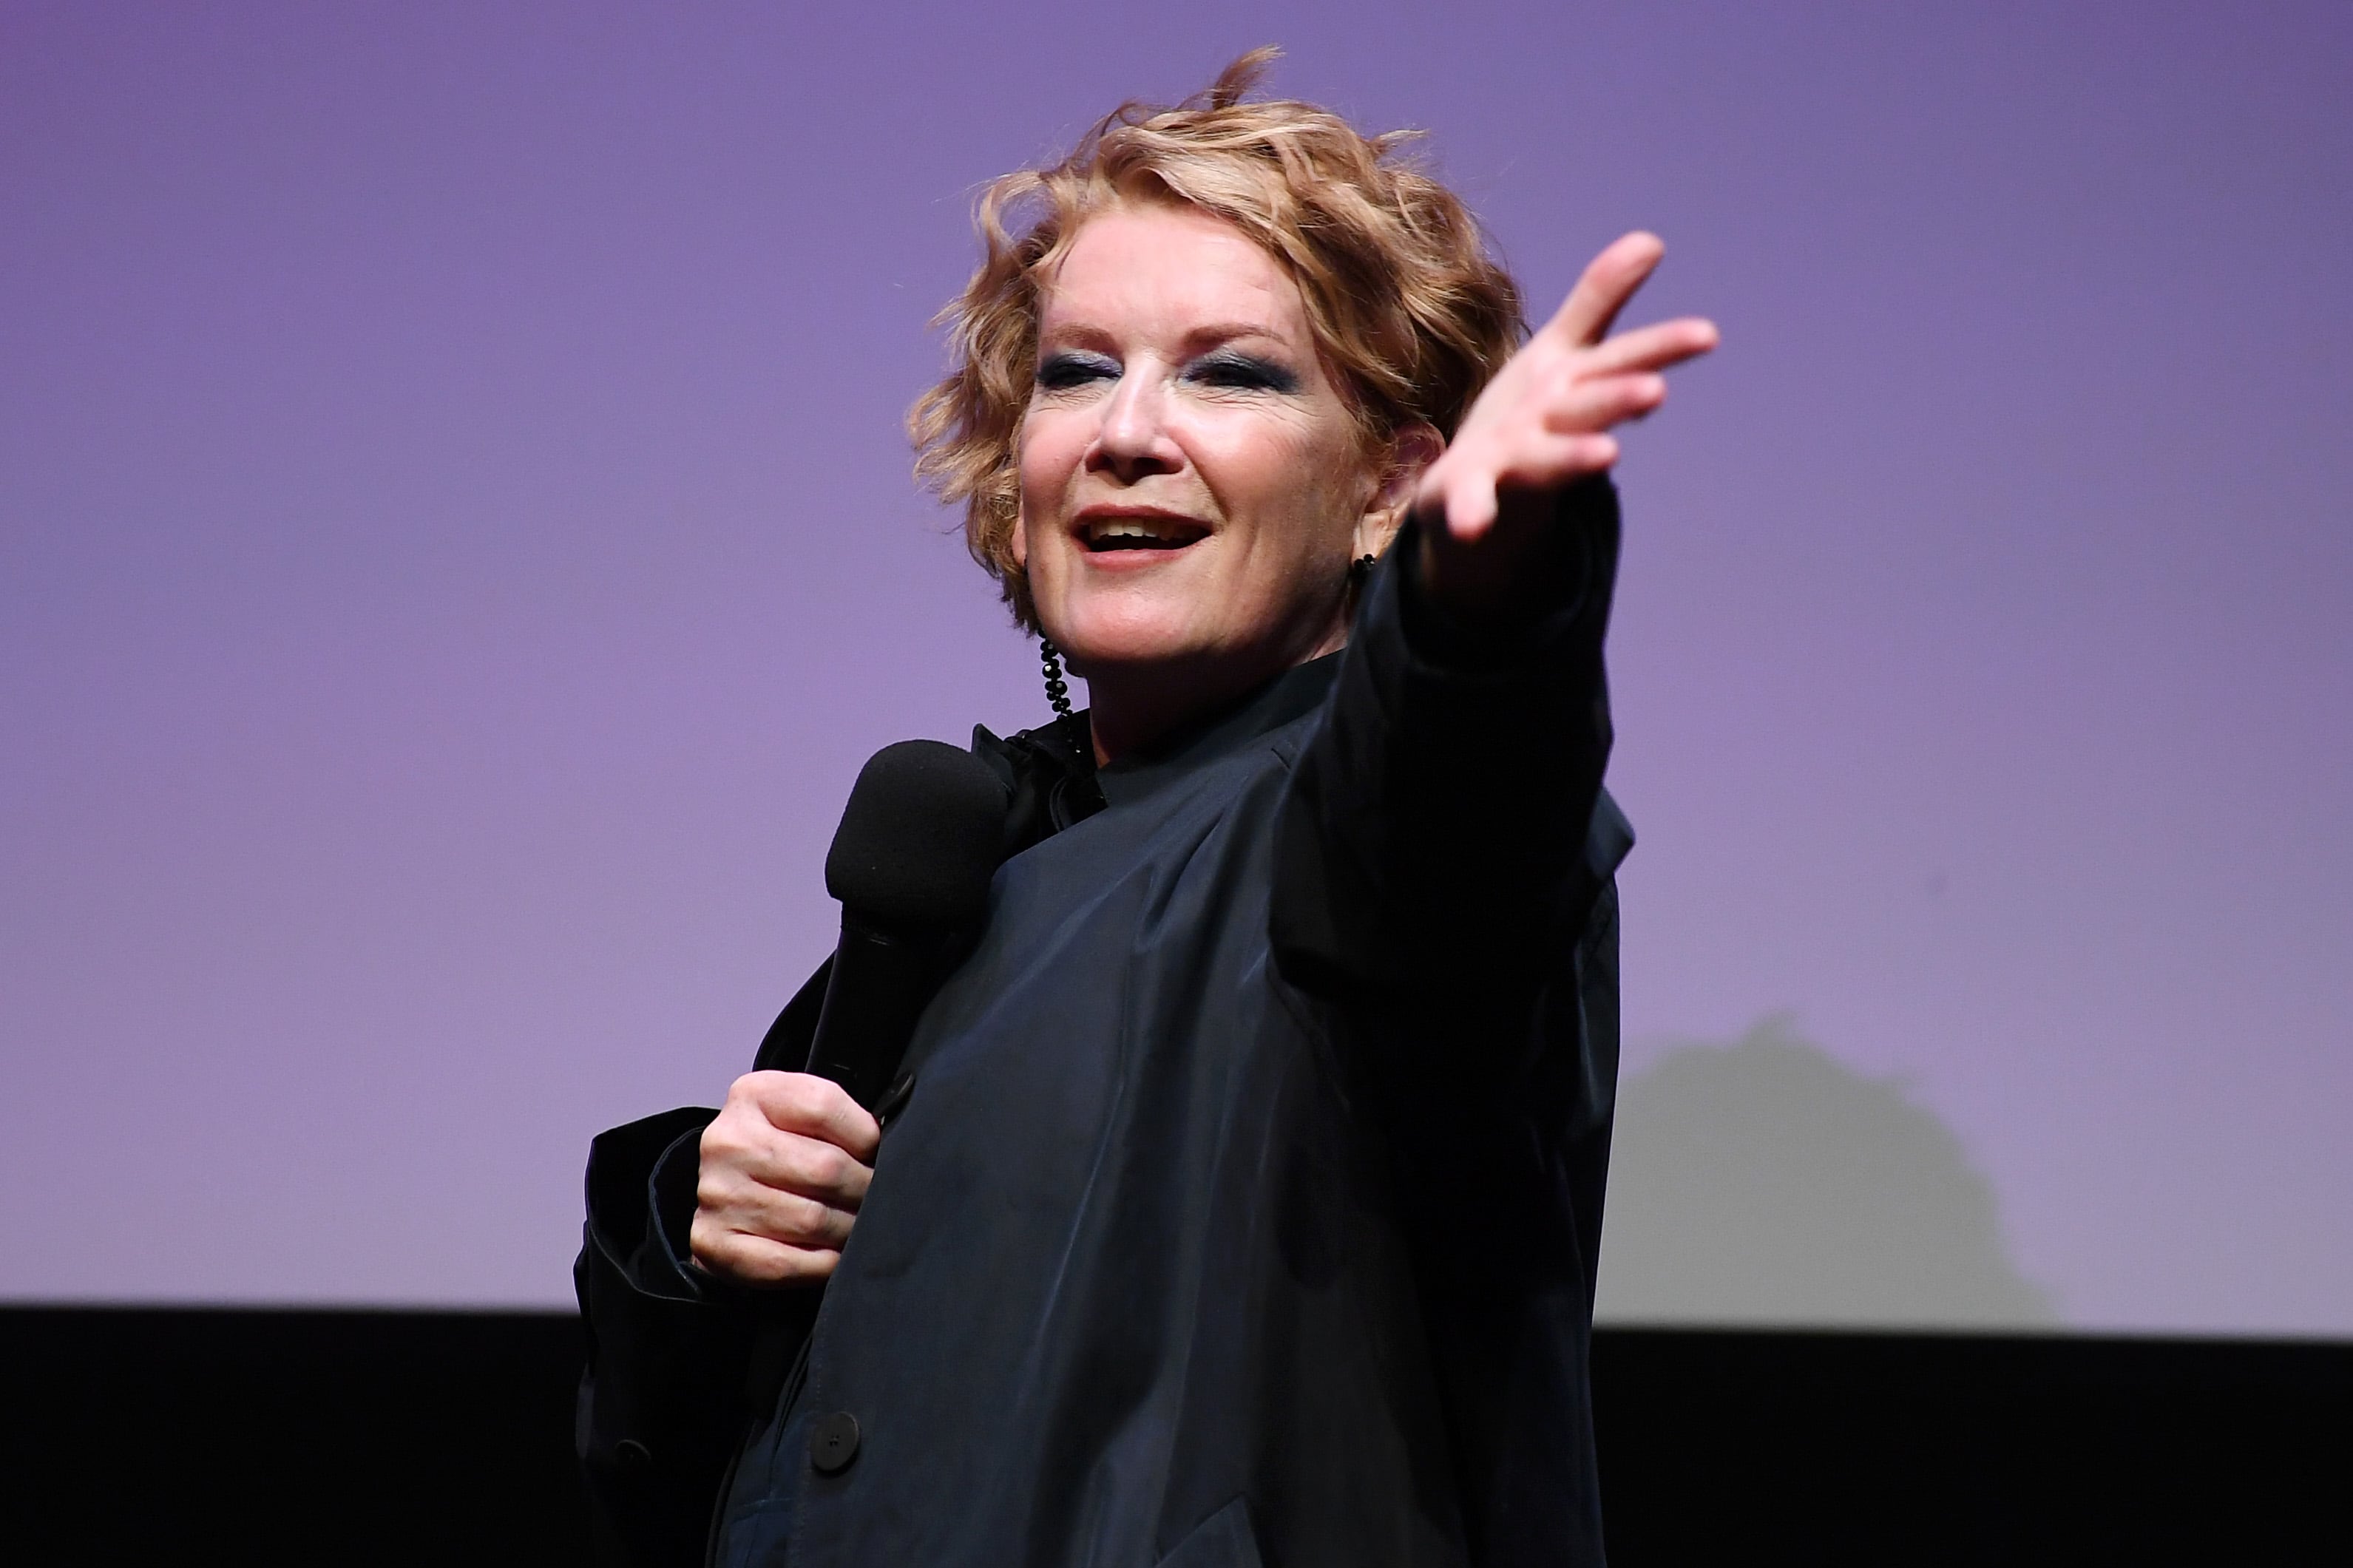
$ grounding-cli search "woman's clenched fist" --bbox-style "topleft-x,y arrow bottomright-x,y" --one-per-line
689,1070 -> 881,1287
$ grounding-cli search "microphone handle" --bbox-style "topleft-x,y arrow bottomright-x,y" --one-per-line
798,917 -> 952,1111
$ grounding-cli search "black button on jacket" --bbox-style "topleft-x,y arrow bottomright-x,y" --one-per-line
576,489 -> 1633,1567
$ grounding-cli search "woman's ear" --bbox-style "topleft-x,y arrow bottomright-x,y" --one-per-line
1356,422 -> 1444,559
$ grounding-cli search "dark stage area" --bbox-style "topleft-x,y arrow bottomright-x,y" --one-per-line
2,1307 -> 2343,1564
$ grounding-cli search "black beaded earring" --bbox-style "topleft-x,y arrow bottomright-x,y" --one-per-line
1347,553 -> 1377,588
1039,637 -> 1074,719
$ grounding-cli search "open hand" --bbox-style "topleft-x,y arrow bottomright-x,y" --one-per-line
1414,231 -> 1717,616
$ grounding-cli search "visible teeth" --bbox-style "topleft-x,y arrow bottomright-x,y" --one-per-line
1086,517 -> 1204,550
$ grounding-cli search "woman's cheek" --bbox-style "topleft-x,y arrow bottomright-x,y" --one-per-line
1015,412 -> 1074,503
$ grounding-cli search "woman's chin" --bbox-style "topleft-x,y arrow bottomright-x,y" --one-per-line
1049,601 -> 1215,678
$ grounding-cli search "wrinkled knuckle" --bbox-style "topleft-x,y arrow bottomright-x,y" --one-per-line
782,1193 -> 832,1243
812,1077 -> 860,1121
691,1227 -> 735,1275
780,1074 -> 837,1123
814,1147 -> 858,1191
754,1188 -> 805,1235
700,1126 -> 750,1170
781,1147 -> 828,1193
702,1158 -> 755,1205
713,1100 -> 767,1145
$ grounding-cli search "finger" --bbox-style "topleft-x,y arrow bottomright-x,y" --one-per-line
1537,373 -> 1668,434
754,1186 -> 858,1249
1541,231 -> 1667,348
697,1166 -> 859,1248
1489,430 -> 1622,491
733,1070 -> 882,1162
690,1215 -> 842,1287
1409,456 -> 1460,529
708,1185 -> 857,1251
1575,317 -> 1720,379
1441,471 -> 1500,540
724,1129 -> 874,1209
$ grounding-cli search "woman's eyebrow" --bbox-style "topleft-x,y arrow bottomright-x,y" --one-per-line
1031,321 -> 1293,359
1178,322 -> 1287,353
1035,322 -> 1118,354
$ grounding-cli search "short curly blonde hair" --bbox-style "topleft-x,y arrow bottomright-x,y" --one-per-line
908,47 -> 1526,631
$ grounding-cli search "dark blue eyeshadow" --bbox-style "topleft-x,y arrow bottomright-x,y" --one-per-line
1186,350 -> 1299,393
1035,350 -> 1120,389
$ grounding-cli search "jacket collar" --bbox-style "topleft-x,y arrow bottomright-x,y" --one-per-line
1095,654 -> 1340,809
974,654 -> 1343,846
971,710 -> 1101,859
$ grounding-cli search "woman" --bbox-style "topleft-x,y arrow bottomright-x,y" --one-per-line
577,51 -> 1715,1568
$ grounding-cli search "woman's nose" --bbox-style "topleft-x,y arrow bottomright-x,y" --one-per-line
1089,370 -> 1182,481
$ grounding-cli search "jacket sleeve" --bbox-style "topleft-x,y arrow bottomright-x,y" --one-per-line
1272,483 -> 1633,1556
574,961 -> 833,1566
575,1108 -> 746,1567
1270,478 -> 1633,1104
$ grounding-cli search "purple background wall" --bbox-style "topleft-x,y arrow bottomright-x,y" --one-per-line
4,2 -> 2346,1334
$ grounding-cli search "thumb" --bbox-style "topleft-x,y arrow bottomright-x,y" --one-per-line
1444,473 -> 1500,541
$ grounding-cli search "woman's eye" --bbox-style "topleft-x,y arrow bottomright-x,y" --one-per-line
1036,353 -> 1117,390
1186,353 -> 1299,393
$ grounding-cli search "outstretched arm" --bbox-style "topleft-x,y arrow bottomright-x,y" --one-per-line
1271,233 -> 1710,1073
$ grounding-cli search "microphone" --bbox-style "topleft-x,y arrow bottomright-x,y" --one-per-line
759,739 -> 1009,1110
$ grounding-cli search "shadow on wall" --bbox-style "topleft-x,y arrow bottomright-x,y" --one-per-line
1594,1016 -> 2057,1330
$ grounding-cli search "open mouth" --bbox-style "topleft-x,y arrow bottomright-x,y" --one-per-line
1082,516 -> 1210,554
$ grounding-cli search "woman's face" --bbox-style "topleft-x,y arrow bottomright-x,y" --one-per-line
1015,203 -> 1401,726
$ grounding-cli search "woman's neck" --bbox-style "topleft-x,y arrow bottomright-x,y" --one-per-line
1082,614 -> 1351,767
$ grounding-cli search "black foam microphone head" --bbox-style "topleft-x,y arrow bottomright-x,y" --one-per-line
823,739 -> 1010,932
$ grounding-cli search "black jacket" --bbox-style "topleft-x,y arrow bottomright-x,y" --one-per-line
576,489 -> 1633,1567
